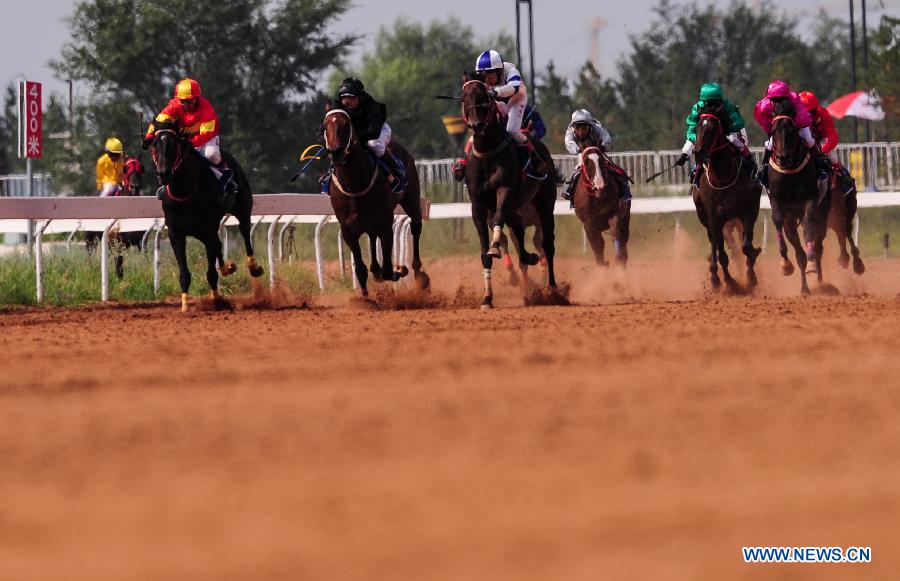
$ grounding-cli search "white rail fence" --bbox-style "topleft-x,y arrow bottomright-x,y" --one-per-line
0,174 -> 55,197
2,191 -> 899,304
417,142 -> 900,198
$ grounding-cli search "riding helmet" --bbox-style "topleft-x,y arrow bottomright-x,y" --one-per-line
175,78 -> 201,100
104,137 -> 124,155
798,91 -> 819,111
338,77 -> 365,99
699,83 -> 724,102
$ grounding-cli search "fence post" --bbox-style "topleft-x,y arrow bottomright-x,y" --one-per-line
34,220 -> 51,302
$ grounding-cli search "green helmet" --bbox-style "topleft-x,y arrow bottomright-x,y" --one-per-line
699,83 -> 724,102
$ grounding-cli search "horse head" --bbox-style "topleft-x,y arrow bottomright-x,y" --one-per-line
696,106 -> 727,156
771,100 -> 802,167
323,109 -> 355,165
123,156 -> 144,196
461,80 -> 496,134
580,146 -> 606,195
150,120 -> 184,186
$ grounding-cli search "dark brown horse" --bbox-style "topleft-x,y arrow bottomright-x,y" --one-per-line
764,102 -> 830,294
322,109 -> 428,297
572,146 -> 631,266
692,110 -> 762,289
150,121 -> 263,311
826,172 -> 865,274
460,79 -> 557,308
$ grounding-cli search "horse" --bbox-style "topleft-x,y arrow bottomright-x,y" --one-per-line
495,206 -> 545,286
85,155 -> 148,279
763,101 -> 831,295
691,108 -> 762,289
571,146 -> 631,266
460,79 -> 557,308
826,173 -> 865,274
321,109 -> 428,298
149,121 -> 263,311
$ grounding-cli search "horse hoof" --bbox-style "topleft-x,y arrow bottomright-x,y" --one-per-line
801,286 -> 811,296
781,262 -> 795,276
396,266 -> 409,278
481,296 -> 494,310
747,271 -> 758,287
838,255 -> 850,268
805,263 -> 818,275
853,258 -> 866,275
487,246 -> 502,258
710,275 -> 721,288
414,271 -> 431,290
217,260 -> 237,276
180,293 -> 189,313
523,252 -> 540,266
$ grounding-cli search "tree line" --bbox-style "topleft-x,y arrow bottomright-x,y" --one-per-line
0,0 -> 896,194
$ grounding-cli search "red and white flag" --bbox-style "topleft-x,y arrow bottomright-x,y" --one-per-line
826,91 -> 885,121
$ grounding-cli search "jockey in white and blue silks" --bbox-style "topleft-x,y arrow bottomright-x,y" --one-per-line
475,50 -> 528,145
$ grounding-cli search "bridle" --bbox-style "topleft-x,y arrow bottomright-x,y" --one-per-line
461,80 -> 498,129
324,109 -> 379,197
580,146 -> 606,194
151,128 -> 197,202
697,114 -> 742,189
770,114 -> 810,174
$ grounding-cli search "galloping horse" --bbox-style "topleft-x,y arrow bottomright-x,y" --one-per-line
692,108 -> 762,288
764,101 -> 830,294
321,109 -> 428,297
572,146 -> 631,266
149,120 -> 263,311
826,173 -> 865,274
460,79 -> 557,308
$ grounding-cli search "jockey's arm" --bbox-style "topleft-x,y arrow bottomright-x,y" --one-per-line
493,63 -> 523,99
564,128 -> 580,155
593,122 -> 612,150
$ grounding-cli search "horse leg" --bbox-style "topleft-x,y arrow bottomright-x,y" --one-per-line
705,220 -> 721,289
471,202 -> 495,308
784,221 -> 810,295
114,255 -> 125,279
368,234 -> 383,281
498,230 -> 519,286
203,233 -> 223,300
378,224 -> 406,282
772,204 -> 794,275
169,231 -> 192,312
533,224 -> 546,267
507,211 -> 538,288
741,213 -> 761,287
614,200 -> 631,266
536,200 -> 557,288
801,198 -> 818,274
845,204 -> 865,275
343,227 -> 369,298
238,218 -> 263,277
487,186 -> 512,258
409,219 -> 430,288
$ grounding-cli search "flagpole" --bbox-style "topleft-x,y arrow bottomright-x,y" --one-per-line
849,0 -> 858,143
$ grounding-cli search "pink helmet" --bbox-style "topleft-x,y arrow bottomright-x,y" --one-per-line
766,80 -> 791,99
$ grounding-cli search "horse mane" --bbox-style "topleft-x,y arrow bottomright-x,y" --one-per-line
773,99 -> 796,118
699,104 -> 726,126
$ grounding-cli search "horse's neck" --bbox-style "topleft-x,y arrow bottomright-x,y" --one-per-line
472,119 -> 507,151
332,144 -> 376,187
707,148 -> 738,177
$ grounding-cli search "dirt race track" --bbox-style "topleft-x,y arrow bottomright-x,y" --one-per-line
2,248 -> 900,580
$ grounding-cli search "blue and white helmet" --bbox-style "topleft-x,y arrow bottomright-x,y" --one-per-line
475,50 -> 503,72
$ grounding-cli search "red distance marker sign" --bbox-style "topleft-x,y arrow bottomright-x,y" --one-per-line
22,81 -> 43,159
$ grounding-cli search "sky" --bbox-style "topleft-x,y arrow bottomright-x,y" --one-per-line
1,0 -> 898,100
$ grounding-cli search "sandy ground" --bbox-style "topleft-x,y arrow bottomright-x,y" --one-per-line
1,243 -> 899,580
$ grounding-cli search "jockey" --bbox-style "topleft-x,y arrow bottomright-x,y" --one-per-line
753,80 -> 826,187
562,109 -> 632,204
96,137 -> 125,197
799,90 -> 856,195
144,78 -> 236,197
475,49 -> 528,145
676,83 -> 756,182
333,77 -> 406,193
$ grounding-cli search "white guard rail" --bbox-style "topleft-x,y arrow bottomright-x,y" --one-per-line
1,191 -> 898,303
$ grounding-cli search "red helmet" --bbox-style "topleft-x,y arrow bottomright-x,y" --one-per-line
175,78 -> 201,100
799,91 -> 819,111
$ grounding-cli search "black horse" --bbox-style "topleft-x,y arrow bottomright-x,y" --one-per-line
149,121 -> 263,311
460,79 -> 557,308
763,101 -> 830,294
692,108 -> 762,289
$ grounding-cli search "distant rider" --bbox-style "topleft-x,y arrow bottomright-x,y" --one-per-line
96,137 -> 125,197
799,90 -> 856,195
562,109 -> 632,204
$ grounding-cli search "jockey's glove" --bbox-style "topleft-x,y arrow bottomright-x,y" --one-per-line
675,153 -> 690,167
487,89 -> 498,100
141,137 -> 152,150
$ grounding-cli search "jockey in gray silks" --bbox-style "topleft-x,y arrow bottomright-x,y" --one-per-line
562,108 -> 632,204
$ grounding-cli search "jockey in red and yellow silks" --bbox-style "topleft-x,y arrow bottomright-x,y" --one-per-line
144,78 -> 236,196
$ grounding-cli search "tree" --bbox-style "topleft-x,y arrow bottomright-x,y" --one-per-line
614,0 -> 853,150
51,0 -> 354,193
572,62 -> 623,147
335,18 -> 514,159
869,16 -> 900,141
534,61 -> 573,153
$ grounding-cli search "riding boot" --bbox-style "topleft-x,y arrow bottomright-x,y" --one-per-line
838,166 -> 856,196
380,152 -> 407,194
742,150 -> 758,179
618,175 -> 633,205
319,167 -> 333,195
691,163 -> 702,187
757,150 -> 771,190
